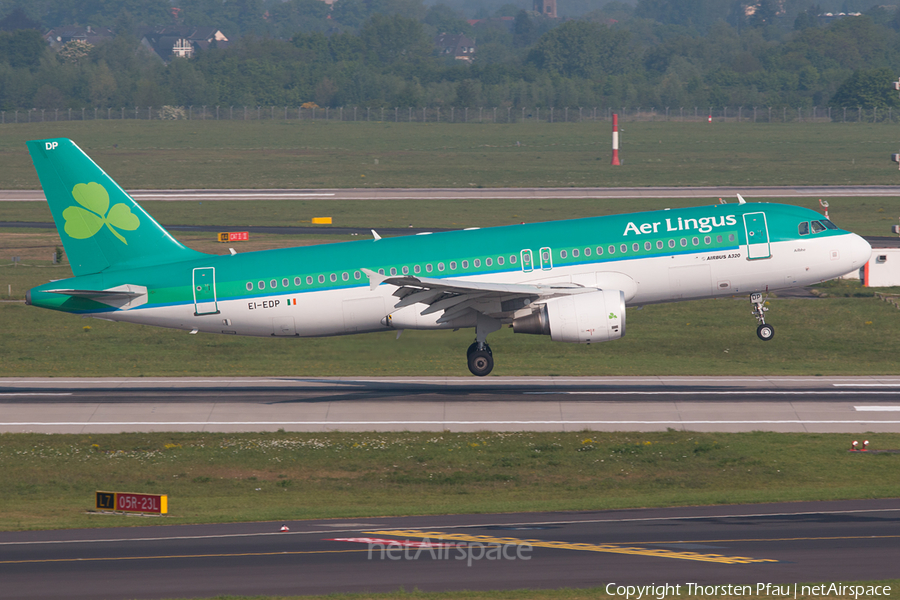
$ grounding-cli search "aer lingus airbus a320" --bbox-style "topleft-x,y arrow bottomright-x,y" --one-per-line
26,138 -> 872,376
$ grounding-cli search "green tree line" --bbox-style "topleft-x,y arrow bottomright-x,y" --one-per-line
1,0 -> 900,114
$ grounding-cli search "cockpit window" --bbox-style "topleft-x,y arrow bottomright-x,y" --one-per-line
821,219 -> 837,230
798,222 -> 809,236
811,221 -> 826,234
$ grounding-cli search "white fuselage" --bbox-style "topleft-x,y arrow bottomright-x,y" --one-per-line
98,231 -> 870,338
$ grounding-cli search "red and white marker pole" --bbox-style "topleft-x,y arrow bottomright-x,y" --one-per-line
611,113 -> 620,166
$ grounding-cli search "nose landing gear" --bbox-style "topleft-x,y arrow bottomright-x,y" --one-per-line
467,313 -> 501,376
751,292 -> 775,341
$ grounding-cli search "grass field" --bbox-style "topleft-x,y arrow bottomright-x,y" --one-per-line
2,276 -> 899,377
2,431 -> 898,531
2,193 -> 896,236
2,121 -> 900,189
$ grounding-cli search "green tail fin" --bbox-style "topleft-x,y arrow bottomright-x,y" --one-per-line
27,138 -> 205,276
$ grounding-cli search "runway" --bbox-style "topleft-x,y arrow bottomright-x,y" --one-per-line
0,499 -> 897,599
2,377 -> 900,433
4,185 -> 900,202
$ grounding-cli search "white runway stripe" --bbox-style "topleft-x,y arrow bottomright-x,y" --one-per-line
854,406 -> 900,411
835,384 -> 900,387
3,420 -> 900,426
0,393 -> 72,397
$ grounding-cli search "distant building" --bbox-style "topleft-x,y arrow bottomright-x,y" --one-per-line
435,33 -> 475,62
534,0 -> 557,18
863,247 -> 900,287
141,26 -> 228,62
817,11 -> 863,23
43,25 -> 114,49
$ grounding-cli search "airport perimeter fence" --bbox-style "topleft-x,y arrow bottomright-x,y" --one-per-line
2,105 -> 898,124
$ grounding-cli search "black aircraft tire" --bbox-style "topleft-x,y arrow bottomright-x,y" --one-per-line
756,323 -> 775,341
467,350 -> 494,377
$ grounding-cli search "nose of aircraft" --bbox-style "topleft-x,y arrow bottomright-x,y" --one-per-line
847,233 -> 872,269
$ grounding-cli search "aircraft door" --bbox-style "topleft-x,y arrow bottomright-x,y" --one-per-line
539,247 -> 553,270
192,267 -> 219,315
520,249 -> 534,272
743,212 -> 771,260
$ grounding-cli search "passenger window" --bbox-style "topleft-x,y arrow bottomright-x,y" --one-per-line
728,233 -> 735,242
462,260 -> 469,269
643,242 -> 650,251
378,269 -> 385,275
620,244 -> 627,253
342,272 -> 349,281
306,276 -> 313,285
668,239 -> 675,248
497,256 -> 503,265
474,259 -> 481,267
294,277 -> 302,286
716,235 -> 722,243
632,243 -> 639,252
450,261 -> 457,270
354,271 -> 361,279
269,279 -> 277,288
704,236 -> 711,245
246,282 -> 253,291
585,247 -> 592,257
318,274 -> 325,284
426,264 -> 433,272
414,265 -> 421,274
257,281 -> 265,290
510,255 -> 517,264
609,245 -> 616,254
572,249 -> 579,258
560,250 -> 567,259
330,273 -> 337,282
439,262 -> 446,271
811,221 -> 826,233
390,267 -> 397,276
692,237 -> 699,246
594,247 -> 601,256
680,238 -> 687,247
486,258 -> 492,266
282,278 -> 289,287
402,266 -> 409,275
656,240 -> 663,250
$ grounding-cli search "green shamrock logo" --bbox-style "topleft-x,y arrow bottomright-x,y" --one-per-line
608,312 -> 617,320
62,182 -> 139,245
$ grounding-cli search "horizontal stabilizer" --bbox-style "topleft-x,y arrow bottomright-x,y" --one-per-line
46,284 -> 148,309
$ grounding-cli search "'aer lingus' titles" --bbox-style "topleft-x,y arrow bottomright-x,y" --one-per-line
624,215 -> 738,236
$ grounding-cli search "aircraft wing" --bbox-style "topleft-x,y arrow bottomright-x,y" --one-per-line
361,268 -> 594,323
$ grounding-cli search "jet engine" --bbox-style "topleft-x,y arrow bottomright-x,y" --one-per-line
512,289 -> 625,343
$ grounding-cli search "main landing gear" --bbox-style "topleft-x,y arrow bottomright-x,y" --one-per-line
750,292 -> 775,341
466,313 -> 502,376
467,342 -> 493,377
